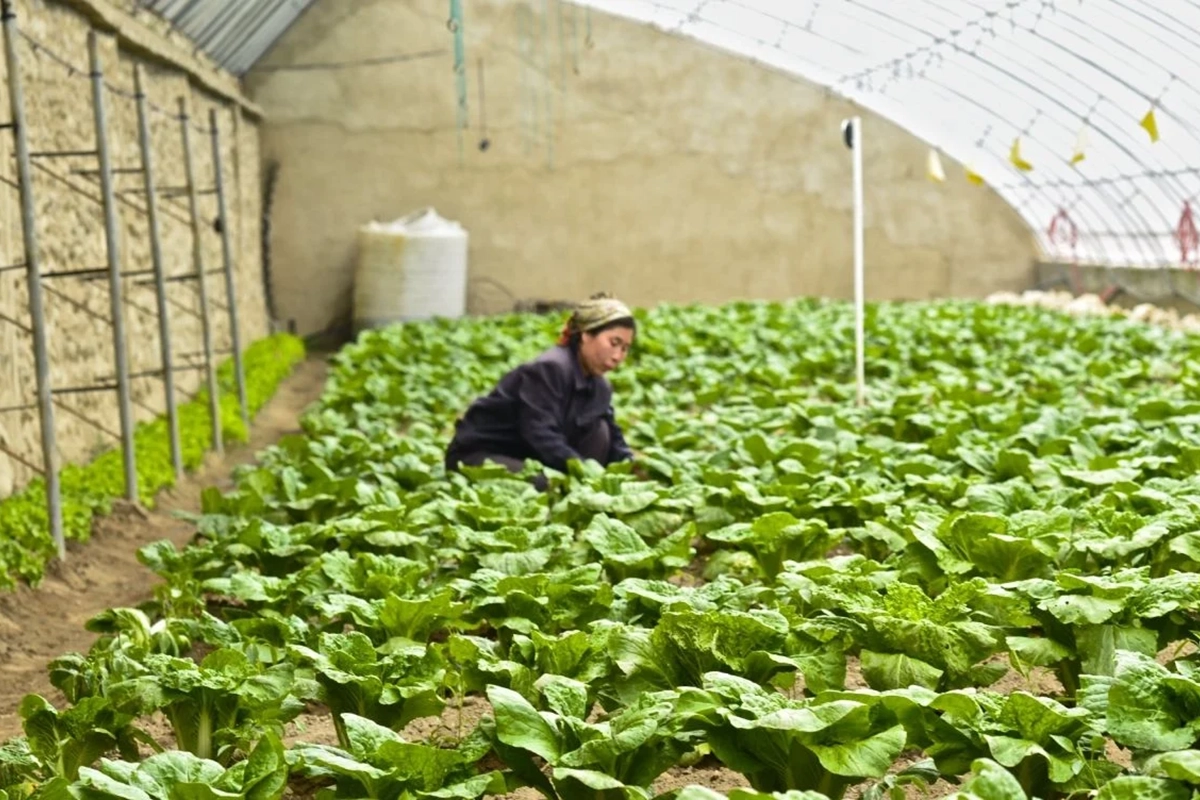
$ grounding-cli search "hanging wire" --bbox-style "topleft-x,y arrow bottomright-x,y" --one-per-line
0,11 -> 252,482
18,29 -> 212,133
605,0 -> 1200,268
657,0 -> 1167,266
18,29 -> 86,76
541,0 -> 555,169
837,0 -> 1038,87
827,0 -> 1189,265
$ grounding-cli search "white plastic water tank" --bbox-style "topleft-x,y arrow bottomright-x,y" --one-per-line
352,207 -> 469,331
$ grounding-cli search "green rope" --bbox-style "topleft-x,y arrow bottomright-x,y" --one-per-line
542,0 -> 554,169
557,0 -> 567,93
570,4 -> 580,74
517,5 -> 535,155
450,0 -> 467,165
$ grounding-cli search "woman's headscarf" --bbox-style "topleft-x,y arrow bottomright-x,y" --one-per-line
557,292 -> 633,345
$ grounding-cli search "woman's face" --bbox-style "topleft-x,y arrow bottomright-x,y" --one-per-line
579,325 -> 635,376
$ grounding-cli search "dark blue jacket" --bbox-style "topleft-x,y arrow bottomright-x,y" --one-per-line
445,344 -> 634,472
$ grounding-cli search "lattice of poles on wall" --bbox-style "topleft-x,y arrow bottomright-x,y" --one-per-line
0,0 -> 249,559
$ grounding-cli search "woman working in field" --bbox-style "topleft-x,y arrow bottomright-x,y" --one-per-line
444,293 -> 637,487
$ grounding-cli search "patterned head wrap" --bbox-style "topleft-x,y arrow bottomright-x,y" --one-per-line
557,292 -> 634,345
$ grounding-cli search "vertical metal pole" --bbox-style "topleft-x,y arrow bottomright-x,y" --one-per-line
178,97 -> 222,454
89,32 -> 137,502
208,109 -> 248,434
2,1 -> 63,557
135,65 -> 181,480
852,116 -> 866,407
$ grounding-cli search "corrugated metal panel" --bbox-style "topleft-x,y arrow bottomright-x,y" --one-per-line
139,0 -> 318,75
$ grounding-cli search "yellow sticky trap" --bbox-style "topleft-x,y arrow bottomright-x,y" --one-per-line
1071,127 -> 1088,166
965,166 -> 985,185
1009,137 -> 1033,171
1141,108 -> 1160,143
927,149 -> 946,182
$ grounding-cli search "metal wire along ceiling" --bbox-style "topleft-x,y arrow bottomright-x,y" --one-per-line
142,0 -> 1199,269
575,0 -> 1200,269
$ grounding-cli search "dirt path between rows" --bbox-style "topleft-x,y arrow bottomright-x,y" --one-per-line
0,355 -> 329,740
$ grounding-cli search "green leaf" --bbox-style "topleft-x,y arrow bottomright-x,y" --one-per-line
487,685 -> 562,763
1006,636 -> 1072,668
1095,777 -> 1191,800
1061,467 -> 1141,486
808,723 -> 906,778
1105,651 -> 1200,751
1075,625 -> 1158,676
536,675 -> 589,720
1143,750 -> 1200,784
74,767 -> 155,800
860,650 -> 944,691
955,758 -> 1028,800
1038,595 -> 1124,625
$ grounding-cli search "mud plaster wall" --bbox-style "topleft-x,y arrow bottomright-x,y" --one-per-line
246,0 -> 1038,337
0,0 -> 267,496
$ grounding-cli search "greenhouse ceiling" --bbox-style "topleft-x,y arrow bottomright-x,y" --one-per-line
144,0 -> 1199,269
575,0 -> 1200,269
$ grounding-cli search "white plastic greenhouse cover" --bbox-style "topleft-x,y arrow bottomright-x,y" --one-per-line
573,0 -> 1200,269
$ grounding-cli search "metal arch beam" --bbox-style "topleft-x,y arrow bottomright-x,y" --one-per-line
1004,180 -> 1132,267
1051,3 -> 1200,116
1112,0 -> 1200,53
942,0 -> 1197,112
696,0 -> 873,58
908,0 -> 1191,262
842,0 -> 1200,175
919,0 -> 1200,257
661,0 -> 1170,266
820,2 -> 1185,265
524,0 -> 1125,268
632,0 -> 864,75
931,0 -> 1200,150
841,2 -> 1195,208
644,0 -> 1153,266
834,0 -> 1020,87
649,2 -> 1137,266
630,0 -> 1200,266
875,89 -> 1149,267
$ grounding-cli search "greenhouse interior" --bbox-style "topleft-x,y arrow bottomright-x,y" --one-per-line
0,1 -> 1199,799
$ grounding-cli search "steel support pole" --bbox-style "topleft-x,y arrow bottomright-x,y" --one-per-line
134,66 -> 182,480
2,0 -> 63,556
178,97 -> 222,454
89,31 -> 137,502
842,116 -> 866,407
853,117 -> 865,407
208,109 -> 248,434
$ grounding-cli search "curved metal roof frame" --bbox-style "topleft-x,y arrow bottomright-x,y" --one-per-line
142,0 -> 1198,268
576,0 -> 1200,268
138,0 -> 318,76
